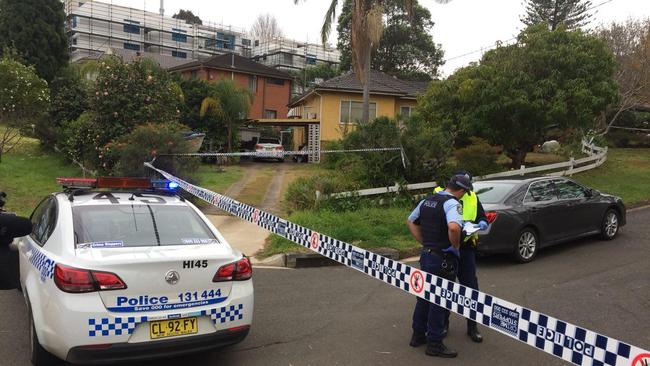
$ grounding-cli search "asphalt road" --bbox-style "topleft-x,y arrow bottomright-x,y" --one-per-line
1,208 -> 648,366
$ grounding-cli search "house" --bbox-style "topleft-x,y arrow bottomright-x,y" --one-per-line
288,70 -> 429,147
168,53 -> 294,119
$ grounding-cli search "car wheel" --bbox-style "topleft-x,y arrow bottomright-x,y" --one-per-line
29,305 -> 59,366
277,158 -> 284,163
513,228 -> 538,263
600,209 -> 620,240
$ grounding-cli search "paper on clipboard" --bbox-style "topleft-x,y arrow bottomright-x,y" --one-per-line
463,222 -> 481,235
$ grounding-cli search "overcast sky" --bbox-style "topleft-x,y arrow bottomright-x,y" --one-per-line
104,0 -> 650,77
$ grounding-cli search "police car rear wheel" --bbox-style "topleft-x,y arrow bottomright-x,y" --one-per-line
600,209 -> 619,240
29,305 -> 59,366
513,228 -> 538,263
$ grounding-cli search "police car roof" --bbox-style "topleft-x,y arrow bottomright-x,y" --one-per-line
57,191 -> 187,207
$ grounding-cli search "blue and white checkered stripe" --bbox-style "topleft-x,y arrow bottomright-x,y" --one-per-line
145,163 -> 650,366
26,243 -> 55,282
88,304 -> 245,337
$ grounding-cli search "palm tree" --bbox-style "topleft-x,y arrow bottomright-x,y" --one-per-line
199,80 -> 252,153
295,0 -> 452,123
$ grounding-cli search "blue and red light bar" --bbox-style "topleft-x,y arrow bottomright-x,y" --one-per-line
56,177 -> 179,190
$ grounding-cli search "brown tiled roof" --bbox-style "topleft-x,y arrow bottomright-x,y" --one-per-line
290,70 -> 429,107
167,53 -> 293,80
76,49 -> 190,70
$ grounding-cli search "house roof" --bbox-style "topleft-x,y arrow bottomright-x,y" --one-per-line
75,48 -> 189,70
289,70 -> 430,107
167,53 -> 293,80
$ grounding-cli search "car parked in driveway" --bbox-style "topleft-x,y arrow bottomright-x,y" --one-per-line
474,177 -> 626,263
254,137 -> 284,162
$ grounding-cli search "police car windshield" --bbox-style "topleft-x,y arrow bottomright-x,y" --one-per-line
473,182 -> 518,204
72,204 -> 218,248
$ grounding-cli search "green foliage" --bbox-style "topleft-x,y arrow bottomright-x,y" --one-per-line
172,10 -> 203,25
284,173 -> 360,211
400,115 -> 454,182
90,57 -> 183,155
0,56 -> 49,162
521,0 -> 593,30
336,0 -> 443,79
58,111 -> 99,167
103,122 -> 198,177
290,63 -> 341,93
0,0 -> 68,81
198,80 -> 252,152
453,138 -> 502,177
418,25 -> 618,167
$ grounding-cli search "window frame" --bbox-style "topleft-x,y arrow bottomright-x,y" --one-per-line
399,106 -> 413,118
339,100 -> 378,124
171,50 -> 187,59
29,196 -> 58,247
248,75 -> 257,92
523,180 -> 559,204
123,42 -> 140,51
263,109 -> 277,119
267,78 -> 285,86
123,24 -> 140,34
553,179 -> 589,201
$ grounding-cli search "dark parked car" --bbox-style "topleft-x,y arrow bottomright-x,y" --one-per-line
475,177 -> 626,263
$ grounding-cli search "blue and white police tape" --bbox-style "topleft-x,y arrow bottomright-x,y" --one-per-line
156,147 -> 404,157
144,162 -> 650,366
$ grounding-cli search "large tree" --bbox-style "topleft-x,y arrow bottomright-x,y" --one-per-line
172,10 -> 202,25
199,80 -> 252,153
595,18 -> 650,135
296,0 -> 450,124
418,25 -> 618,167
521,0 -> 593,30
250,14 -> 284,40
336,0 -> 444,81
0,0 -> 68,82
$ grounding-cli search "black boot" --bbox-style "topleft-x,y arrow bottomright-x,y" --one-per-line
467,321 -> 483,343
425,341 -> 458,358
409,331 -> 427,347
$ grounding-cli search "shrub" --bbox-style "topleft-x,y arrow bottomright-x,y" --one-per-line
284,173 -> 360,212
453,137 -> 502,176
103,122 -> 198,178
58,111 -> 101,167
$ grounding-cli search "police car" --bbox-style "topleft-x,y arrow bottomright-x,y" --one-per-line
17,177 -> 253,365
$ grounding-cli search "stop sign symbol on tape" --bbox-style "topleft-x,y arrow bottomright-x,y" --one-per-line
632,353 -> 650,366
252,209 -> 260,224
410,270 -> 425,294
310,232 -> 320,249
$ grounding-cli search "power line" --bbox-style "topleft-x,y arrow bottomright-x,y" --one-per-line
444,0 -> 617,63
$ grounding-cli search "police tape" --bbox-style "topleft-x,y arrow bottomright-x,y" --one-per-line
156,147 -> 404,157
145,162 -> 650,366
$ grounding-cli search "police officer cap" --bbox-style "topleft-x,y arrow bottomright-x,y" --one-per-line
452,170 -> 473,182
449,174 -> 473,192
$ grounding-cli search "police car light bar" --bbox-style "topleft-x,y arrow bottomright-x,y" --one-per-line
57,177 -> 179,190
56,177 -> 98,189
97,177 -> 151,189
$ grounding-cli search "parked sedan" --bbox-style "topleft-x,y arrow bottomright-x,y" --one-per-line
254,137 -> 284,162
474,177 -> 626,263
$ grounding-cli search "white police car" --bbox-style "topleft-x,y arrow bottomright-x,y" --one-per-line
17,177 -> 253,365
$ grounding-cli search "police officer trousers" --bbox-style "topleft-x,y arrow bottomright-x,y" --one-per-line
412,250 -> 458,342
444,245 -> 479,329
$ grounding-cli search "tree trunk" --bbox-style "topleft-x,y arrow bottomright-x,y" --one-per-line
361,48 -> 371,124
227,121 -> 232,153
507,148 -> 528,169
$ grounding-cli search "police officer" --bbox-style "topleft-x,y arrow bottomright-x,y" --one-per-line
406,174 -> 472,358
0,192 -> 32,290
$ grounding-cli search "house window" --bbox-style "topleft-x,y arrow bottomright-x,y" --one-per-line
72,37 -> 77,45
282,53 -> 293,65
399,106 -> 413,118
267,78 -> 285,86
340,100 -> 377,124
254,40 -> 260,47
123,24 -> 140,34
71,15 -> 78,28
123,42 -> 140,51
190,70 -> 198,79
264,110 -> 277,119
172,32 -> 187,42
248,75 -> 257,92
172,50 -> 187,58
306,54 -> 317,65
242,38 -> 252,46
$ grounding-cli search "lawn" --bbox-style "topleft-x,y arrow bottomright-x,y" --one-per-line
194,164 -> 244,194
0,138 -> 81,216
573,148 -> 650,206
261,206 -> 418,258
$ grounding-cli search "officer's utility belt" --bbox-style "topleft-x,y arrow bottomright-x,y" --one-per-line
422,246 -> 457,280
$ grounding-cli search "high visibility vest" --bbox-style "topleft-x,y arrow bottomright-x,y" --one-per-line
434,186 -> 479,243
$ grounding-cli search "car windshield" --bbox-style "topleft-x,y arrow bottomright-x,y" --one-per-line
473,182 -> 518,203
72,204 -> 218,248
258,138 -> 280,144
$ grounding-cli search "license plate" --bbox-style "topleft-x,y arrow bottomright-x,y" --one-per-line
265,147 -> 273,151
149,317 -> 198,339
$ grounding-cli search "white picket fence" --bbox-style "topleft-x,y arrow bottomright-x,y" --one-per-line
320,140 -> 608,200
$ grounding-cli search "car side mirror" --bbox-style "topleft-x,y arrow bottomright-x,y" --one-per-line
0,213 -> 33,244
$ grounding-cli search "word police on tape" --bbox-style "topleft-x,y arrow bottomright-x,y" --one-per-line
145,162 -> 649,366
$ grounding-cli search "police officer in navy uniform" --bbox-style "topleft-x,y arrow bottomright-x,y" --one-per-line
406,174 -> 472,358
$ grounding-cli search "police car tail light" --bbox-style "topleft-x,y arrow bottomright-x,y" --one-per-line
486,211 -> 498,223
213,257 -> 252,282
275,146 -> 284,151
54,264 -> 126,293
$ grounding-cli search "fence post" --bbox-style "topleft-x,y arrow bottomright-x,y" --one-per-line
568,157 -> 575,176
519,165 -> 526,176
394,182 -> 400,195
315,190 -> 321,201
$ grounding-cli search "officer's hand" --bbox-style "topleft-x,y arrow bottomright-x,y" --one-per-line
442,246 -> 460,258
478,221 -> 489,231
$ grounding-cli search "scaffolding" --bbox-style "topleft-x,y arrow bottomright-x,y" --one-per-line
64,0 -> 252,62
251,37 -> 340,73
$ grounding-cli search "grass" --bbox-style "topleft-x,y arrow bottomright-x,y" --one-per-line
236,165 -> 276,206
261,206 -> 418,258
573,148 -> 650,205
0,137 -> 81,216
194,164 -> 244,194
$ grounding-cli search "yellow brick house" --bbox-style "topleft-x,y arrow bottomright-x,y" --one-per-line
288,70 -> 429,148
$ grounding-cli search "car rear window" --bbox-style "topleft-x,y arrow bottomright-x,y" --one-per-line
72,204 -> 218,248
258,138 -> 280,144
473,182 -> 518,203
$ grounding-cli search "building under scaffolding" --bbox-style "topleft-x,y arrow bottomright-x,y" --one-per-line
252,38 -> 340,73
65,0 -> 252,63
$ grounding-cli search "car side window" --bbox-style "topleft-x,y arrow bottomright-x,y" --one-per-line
555,180 -> 587,200
29,197 -> 58,246
524,181 -> 558,203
